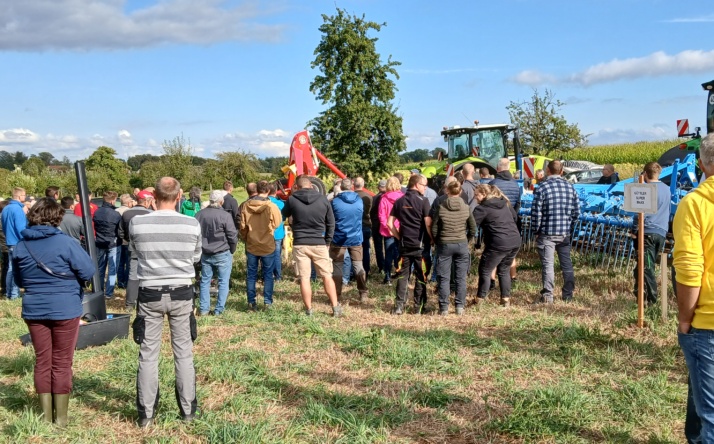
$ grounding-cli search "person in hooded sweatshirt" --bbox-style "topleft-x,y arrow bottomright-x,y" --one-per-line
431,179 -> 476,315
14,198 -> 95,426
180,187 -> 202,217
239,181 -> 281,311
330,178 -> 368,302
488,157 -> 521,282
472,184 -> 521,307
377,176 -> 404,285
281,175 -> 342,317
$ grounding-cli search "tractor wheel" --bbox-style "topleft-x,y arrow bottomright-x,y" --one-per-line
308,176 -> 326,195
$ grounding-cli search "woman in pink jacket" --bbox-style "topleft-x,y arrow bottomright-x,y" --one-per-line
378,176 -> 404,285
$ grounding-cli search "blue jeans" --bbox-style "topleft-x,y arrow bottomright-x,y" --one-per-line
199,250 -> 233,314
362,227 -> 372,276
273,239 -> 283,280
536,234 -> 575,301
117,244 -> 129,287
342,250 -> 351,285
384,237 -> 399,275
680,327 -> 714,444
247,251 -> 275,305
97,246 -> 117,297
6,246 -> 19,299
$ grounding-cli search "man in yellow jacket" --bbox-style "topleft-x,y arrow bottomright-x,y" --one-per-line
240,180 -> 282,310
673,133 -> 714,443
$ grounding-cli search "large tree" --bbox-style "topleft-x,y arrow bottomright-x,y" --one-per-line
307,8 -> 405,179
85,146 -> 130,194
506,89 -> 588,155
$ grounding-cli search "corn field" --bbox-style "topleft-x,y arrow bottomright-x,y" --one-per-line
565,139 -> 680,165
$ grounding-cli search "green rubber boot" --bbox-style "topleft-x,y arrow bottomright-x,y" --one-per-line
53,394 -> 70,427
38,393 -> 53,423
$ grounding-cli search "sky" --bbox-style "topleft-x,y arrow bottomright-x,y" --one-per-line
0,0 -> 712,162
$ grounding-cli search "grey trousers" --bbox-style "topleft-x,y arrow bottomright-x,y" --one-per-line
136,295 -> 196,419
536,234 -> 575,301
126,257 -> 139,308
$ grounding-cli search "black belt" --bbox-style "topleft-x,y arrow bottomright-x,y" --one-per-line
138,285 -> 193,302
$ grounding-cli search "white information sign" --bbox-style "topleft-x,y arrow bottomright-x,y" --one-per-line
624,183 -> 658,214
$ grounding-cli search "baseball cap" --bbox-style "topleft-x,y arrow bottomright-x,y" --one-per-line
410,168 -> 420,174
209,190 -> 223,202
378,179 -> 387,188
136,190 -> 153,200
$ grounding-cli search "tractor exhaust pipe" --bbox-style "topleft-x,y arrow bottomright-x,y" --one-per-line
703,80 -> 714,134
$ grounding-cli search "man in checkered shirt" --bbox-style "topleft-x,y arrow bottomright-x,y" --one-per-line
531,160 -> 580,303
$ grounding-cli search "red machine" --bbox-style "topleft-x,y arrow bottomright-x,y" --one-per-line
276,130 -> 373,199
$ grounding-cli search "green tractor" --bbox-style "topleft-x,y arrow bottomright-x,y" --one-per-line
420,122 -> 550,186
658,79 -> 714,167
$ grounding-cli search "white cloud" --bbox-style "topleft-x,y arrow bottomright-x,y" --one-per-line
664,14 -> 714,23
0,128 -> 40,143
0,0 -> 287,51
117,129 -> 133,145
207,128 -> 294,158
587,125 -> 670,145
512,50 -> 714,87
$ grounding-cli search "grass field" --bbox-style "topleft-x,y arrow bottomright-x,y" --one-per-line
0,245 -> 687,443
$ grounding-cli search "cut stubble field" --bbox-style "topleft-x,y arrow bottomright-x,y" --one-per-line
0,245 -> 687,443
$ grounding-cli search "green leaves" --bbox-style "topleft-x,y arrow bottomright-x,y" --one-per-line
308,8 -> 405,179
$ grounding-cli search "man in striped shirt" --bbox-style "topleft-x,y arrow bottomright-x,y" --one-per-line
531,160 -> 580,303
129,177 -> 202,427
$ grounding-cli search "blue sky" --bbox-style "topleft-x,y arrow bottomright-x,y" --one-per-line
0,0 -> 712,162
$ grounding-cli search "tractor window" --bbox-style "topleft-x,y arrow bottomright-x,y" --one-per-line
471,129 -> 505,168
447,135 -> 469,161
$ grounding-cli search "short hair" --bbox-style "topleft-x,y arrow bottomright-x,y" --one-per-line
223,180 -> 233,191
354,177 -> 365,189
27,198 -> 64,227
103,191 -> 118,202
12,187 -> 25,199
535,169 -> 545,178
119,193 -> 133,205
497,158 -> 510,172
296,176 -> 312,189
603,164 -> 615,173
154,177 -> 181,204
394,172 -> 404,184
386,176 -> 401,192
443,176 -> 457,189
479,167 -> 490,177
268,182 -> 277,195
60,196 -> 75,209
257,180 -> 270,194
246,182 -> 258,195
45,186 -> 59,198
341,178 -> 352,191
643,162 -> 662,180
407,174 -> 422,188
446,180 -> 462,196
546,160 -> 563,175
462,163 -> 475,177
454,171 -> 465,184
702,134 -> 714,167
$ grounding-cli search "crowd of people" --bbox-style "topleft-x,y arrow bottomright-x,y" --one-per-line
1,135 -> 698,434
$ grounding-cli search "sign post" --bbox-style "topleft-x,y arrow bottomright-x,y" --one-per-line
624,178 -> 658,328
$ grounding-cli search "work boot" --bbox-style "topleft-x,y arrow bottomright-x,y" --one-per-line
359,291 -> 368,303
38,393 -> 52,423
392,304 -> 404,315
53,394 -> 70,427
500,297 -> 511,308
332,304 -> 343,318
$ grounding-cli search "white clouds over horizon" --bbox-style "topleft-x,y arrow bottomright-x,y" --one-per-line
512,50 -> 714,87
0,0 -> 287,51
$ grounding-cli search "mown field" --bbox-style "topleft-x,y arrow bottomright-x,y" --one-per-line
0,243 -> 687,443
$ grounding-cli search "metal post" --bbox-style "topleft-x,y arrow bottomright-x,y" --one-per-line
75,161 -> 102,293
660,251 -> 668,322
637,174 -> 645,328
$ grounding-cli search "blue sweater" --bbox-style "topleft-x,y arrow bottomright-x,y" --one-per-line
634,181 -> 671,237
269,196 -> 286,241
331,191 -> 363,247
15,225 -> 96,320
1,200 -> 27,247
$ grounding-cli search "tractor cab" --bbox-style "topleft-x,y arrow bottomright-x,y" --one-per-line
443,123 -> 511,171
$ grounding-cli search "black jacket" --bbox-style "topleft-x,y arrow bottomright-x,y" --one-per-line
472,197 -> 521,251
370,192 -> 384,228
282,189 -> 335,246
489,171 -> 521,212
93,201 -> 122,249
222,193 -> 240,228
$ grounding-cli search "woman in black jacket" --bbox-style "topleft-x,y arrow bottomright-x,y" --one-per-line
473,185 -> 521,307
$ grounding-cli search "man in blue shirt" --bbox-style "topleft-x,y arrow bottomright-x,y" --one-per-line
632,161 -> 671,305
2,187 -> 27,299
531,161 -> 580,303
268,184 -> 286,281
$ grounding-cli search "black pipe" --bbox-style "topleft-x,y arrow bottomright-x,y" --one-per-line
702,80 -> 714,134
74,161 -> 101,293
